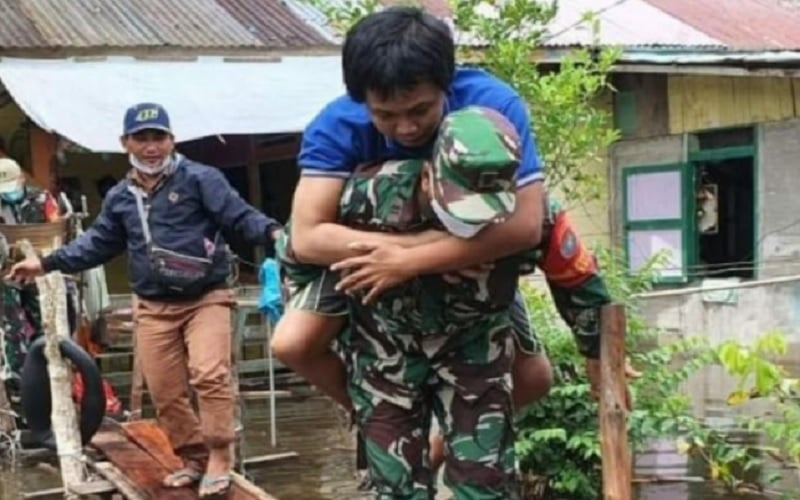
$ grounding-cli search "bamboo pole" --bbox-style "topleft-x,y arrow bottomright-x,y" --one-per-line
19,238 -> 86,499
599,304 -> 632,500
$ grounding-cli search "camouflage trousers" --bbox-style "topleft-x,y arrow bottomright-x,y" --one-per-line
1,283 -> 42,379
1,279 -> 79,380
342,304 -> 517,499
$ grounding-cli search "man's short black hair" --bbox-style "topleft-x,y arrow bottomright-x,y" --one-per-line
342,7 -> 455,102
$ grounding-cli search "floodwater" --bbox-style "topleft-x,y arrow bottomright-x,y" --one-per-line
0,391 -> 794,499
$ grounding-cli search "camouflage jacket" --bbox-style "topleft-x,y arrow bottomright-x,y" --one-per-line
277,162 -> 611,351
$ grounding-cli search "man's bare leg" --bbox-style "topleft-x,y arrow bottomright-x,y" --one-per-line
271,308 -> 352,410
429,352 -> 554,470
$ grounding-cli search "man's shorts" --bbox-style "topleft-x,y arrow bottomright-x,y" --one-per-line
285,269 -> 348,316
509,289 -> 543,356
287,271 -> 543,355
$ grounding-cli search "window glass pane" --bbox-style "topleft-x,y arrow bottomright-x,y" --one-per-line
627,229 -> 683,278
626,170 -> 682,221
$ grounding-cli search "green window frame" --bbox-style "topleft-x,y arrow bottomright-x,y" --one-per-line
621,163 -> 694,284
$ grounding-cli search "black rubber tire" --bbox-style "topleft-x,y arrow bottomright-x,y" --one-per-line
19,336 -> 107,450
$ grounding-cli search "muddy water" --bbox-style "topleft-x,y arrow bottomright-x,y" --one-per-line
0,393 -> 793,499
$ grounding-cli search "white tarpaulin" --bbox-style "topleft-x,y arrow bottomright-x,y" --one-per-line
0,56 -> 345,152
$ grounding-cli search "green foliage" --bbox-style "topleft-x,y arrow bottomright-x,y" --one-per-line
453,0 -> 620,202
714,332 -> 800,489
516,250 -> 718,498
304,0 -> 381,33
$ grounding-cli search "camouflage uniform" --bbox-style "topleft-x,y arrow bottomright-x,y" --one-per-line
276,107 -> 611,497
0,185 -> 61,379
521,196 -> 611,358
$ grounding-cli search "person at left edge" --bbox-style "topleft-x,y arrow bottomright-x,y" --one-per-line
8,102 -> 282,499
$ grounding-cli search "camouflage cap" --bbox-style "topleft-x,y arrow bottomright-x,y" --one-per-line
430,106 -> 521,237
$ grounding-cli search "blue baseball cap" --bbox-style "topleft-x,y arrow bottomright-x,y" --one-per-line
123,102 -> 172,135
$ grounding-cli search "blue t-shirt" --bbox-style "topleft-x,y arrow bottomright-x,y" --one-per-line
298,67 -> 544,188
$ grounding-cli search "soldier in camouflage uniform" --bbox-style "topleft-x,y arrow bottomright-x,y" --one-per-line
342,107 -> 530,499
0,158 -> 62,380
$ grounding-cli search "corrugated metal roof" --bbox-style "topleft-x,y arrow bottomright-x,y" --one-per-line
454,0 -> 723,48
0,0 -> 47,48
21,0 -> 154,48
542,0 -> 724,48
0,0 -> 333,51
218,0 -> 329,48
644,0 -> 800,50
4,0 -> 800,54
283,0 -> 336,37
135,0 -> 263,48
21,0 -> 261,48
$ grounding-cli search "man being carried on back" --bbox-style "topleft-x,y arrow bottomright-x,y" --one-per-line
277,107 -> 614,498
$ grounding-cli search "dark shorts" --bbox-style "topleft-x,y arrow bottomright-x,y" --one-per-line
285,269 -> 348,316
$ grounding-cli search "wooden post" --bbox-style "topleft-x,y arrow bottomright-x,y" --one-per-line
129,295 -> 144,421
599,304 -> 632,500
20,239 -> 86,498
231,306 -> 245,472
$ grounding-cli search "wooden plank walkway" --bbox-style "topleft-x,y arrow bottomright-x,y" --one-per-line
91,420 -> 277,499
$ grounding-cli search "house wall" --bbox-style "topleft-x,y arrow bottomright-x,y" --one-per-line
668,76 -> 800,133
758,119 -> 800,278
610,73 -> 800,265
609,73 -> 800,413
0,96 -> 25,158
639,280 -> 800,418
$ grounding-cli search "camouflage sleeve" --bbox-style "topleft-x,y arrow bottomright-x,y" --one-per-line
536,197 -> 611,358
547,271 -> 610,359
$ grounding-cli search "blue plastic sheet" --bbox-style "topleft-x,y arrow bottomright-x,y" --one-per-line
258,258 -> 284,325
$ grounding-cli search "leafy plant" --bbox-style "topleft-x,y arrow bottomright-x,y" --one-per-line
452,0 -> 620,203
714,331 -> 800,491
516,250 -> 717,499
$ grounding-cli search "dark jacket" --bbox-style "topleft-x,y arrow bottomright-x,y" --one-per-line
42,155 -> 280,300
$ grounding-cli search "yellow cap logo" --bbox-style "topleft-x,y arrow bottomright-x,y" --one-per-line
135,108 -> 159,122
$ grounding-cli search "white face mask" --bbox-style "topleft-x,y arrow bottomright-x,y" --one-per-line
430,197 -> 488,239
129,154 -> 172,176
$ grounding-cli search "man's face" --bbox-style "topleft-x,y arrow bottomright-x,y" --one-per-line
366,82 -> 445,148
120,129 -> 175,166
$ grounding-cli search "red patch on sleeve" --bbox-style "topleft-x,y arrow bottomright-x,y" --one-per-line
540,211 -> 597,287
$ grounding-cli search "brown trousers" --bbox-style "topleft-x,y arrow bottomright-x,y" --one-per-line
134,288 -> 236,458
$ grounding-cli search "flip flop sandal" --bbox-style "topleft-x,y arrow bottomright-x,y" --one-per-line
199,474 -> 232,499
162,468 -> 202,488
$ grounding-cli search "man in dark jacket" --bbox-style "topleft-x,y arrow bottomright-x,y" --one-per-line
9,103 -> 282,498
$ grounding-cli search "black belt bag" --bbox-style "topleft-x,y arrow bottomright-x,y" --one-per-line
131,185 -> 218,295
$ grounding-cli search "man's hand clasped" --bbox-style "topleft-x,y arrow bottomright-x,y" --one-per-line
332,241 -> 414,305
331,239 -> 497,304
